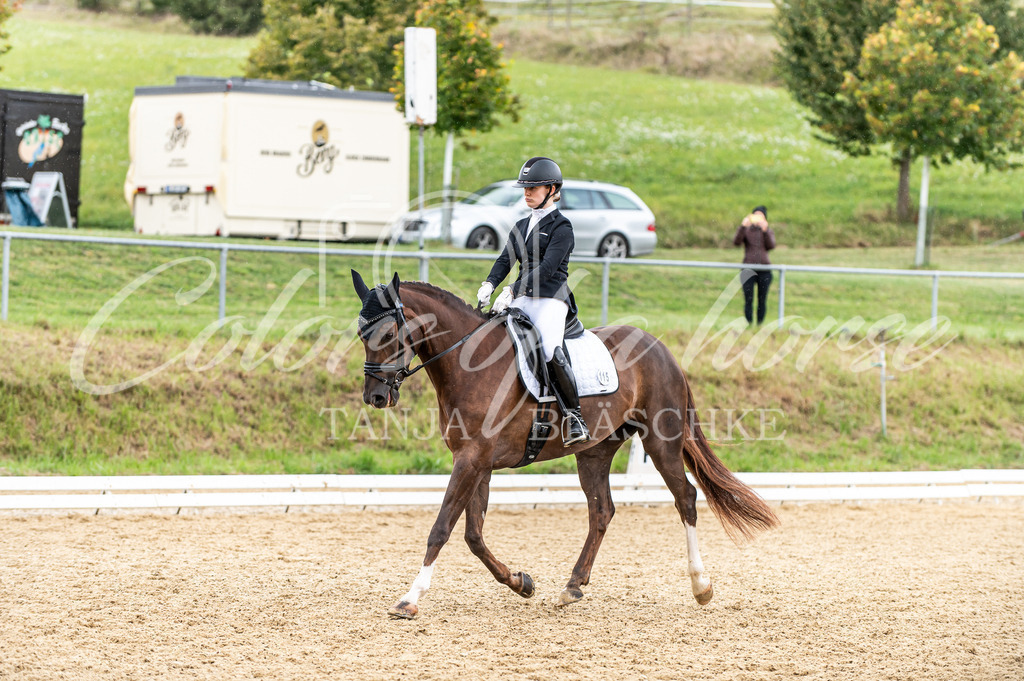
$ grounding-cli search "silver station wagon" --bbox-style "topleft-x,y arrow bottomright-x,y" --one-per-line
393,179 -> 657,258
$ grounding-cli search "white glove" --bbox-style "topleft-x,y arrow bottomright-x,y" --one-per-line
476,281 -> 494,306
491,286 -> 514,314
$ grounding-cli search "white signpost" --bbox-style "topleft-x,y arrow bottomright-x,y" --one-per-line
404,27 -> 437,127
404,27 -> 438,271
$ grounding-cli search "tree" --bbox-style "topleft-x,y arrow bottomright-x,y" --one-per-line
849,0 -> 1024,170
774,0 -> 1024,221
0,0 -> 19,70
171,0 -> 263,37
391,0 -> 521,242
246,0 -> 418,90
774,0 -> 893,157
392,0 -> 520,137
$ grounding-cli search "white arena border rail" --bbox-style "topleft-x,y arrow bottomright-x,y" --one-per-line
1,470 -> 1022,514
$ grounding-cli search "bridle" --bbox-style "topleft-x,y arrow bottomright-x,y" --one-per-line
359,293 -> 498,392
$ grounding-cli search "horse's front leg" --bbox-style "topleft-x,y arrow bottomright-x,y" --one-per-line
557,444 -> 618,607
464,470 -> 535,599
388,458 -> 488,619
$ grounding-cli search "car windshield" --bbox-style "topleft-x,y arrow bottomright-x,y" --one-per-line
462,184 -> 523,207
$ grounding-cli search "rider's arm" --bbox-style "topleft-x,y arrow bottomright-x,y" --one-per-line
486,227 -> 517,288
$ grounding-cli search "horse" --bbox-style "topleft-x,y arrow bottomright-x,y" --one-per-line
351,270 -> 779,619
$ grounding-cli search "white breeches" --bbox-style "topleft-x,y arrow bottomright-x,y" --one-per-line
512,296 -> 568,362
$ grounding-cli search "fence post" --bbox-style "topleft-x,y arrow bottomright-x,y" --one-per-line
601,257 -> 610,325
777,267 -> 785,330
1,234 -> 9,322
219,245 -> 228,321
877,347 -> 889,437
931,274 -> 939,331
419,251 -> 429,283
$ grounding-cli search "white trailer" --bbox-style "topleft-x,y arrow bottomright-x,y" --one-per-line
124,77 -> 409,241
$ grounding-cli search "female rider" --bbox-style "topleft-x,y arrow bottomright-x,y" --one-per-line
476,156 -> 590,447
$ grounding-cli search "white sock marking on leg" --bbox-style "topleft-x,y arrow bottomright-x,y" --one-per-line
685,523 -> 711,595
400,564 -> 434,605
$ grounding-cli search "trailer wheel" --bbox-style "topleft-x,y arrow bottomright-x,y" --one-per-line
467,226 -> 499,250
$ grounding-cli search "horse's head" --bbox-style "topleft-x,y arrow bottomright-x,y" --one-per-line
352,270 -> 412,409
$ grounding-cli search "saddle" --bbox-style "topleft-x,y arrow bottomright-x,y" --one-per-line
504,309 -> 618,403
503,309 -> 618,468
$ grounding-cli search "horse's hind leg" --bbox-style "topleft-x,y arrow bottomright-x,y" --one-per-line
642,426 -> 714,606
464,471 -> 535,599
557,440 -> 619,608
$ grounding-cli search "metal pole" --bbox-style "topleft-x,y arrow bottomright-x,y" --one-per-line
915,156 -> 930,267
879,347 -> 887,437
931,274 -> 939,330
417,124 -> 426,251
419,251 -> 429,283
601,258 -> 610,325
219,245 -> 227,321
777,267 -> 785,330
1,235 -> 9,322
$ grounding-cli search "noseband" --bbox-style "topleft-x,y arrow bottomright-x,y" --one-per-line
359,296 -> 497,392
359,300 -> 416,390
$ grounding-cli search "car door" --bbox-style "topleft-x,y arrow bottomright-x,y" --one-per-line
560,186 -> 608,256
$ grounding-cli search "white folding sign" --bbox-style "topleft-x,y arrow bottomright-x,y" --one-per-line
404,27 -> 437,126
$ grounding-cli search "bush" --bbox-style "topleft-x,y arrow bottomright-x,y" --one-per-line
171,0 -> 263,37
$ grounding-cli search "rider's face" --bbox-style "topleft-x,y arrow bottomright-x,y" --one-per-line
524,185 -> 551,209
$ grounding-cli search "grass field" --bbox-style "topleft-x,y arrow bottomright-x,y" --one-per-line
4,8 -> 1024,247
0,7 -> 1022,478
0,230 -> 1022,476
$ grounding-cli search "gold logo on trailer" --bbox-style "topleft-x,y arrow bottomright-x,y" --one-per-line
297,119 -> 338,177
166,111 -> 189,152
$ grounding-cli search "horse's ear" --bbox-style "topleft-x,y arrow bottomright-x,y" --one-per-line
351,269 -> 370,301
390,272 -> 401,294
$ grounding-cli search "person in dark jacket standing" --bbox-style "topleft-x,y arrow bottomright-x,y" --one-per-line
733,205 -> 776,325
476,156 -> 589,446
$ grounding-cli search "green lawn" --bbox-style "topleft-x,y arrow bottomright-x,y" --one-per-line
4,9 -> 1024,246
1,9 -> 1022,478
0,232 -> 1022,476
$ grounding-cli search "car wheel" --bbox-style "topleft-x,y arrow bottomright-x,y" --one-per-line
598,232 -> 629,258
467,226 -> 499,250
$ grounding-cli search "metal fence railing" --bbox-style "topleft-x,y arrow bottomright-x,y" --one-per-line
3,230 -> 1024,331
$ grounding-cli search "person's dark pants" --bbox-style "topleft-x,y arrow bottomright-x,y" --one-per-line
741,268 -> 773,325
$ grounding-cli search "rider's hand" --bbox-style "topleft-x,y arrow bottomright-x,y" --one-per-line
491,286 -> 514,314
476,281 -> 494,306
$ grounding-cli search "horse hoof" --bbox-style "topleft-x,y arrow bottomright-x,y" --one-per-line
556,587 -> 584,608
388,600 -> 418,619
515,571 -> 535,599
694,582 -> 714,606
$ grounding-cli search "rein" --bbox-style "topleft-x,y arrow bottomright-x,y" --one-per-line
361,301 -> 499,391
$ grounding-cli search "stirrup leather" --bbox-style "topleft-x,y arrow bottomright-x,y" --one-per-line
547,347 -> 591,446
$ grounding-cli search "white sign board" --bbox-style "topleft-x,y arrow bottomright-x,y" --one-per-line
220,91 -> 409,224
28,172 -> 73,228
404,27 -> 437,126
130,92 -> 224,187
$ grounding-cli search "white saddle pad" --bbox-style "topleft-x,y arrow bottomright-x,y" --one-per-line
509,329 -> 619,402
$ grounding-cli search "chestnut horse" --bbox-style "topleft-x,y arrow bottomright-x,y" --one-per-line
351,271 -> 778,619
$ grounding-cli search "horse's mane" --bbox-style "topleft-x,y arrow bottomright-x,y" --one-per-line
402,281 -> 488,322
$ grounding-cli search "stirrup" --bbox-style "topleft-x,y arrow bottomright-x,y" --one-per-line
561,411 -> 590,447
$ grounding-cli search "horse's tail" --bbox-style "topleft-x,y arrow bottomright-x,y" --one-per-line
680,380 -> 780,541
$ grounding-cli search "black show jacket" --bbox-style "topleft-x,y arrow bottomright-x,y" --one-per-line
485,209 -> 574,303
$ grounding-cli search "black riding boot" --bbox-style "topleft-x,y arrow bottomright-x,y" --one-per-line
547,346 -> 590,447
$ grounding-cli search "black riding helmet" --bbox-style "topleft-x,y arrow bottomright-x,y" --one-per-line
517,156 -> 562,187
516,156 -> 562,206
